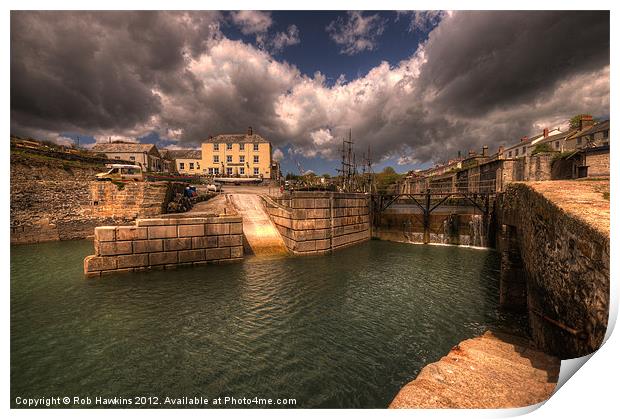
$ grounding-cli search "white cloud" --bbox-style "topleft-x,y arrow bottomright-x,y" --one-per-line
230,11 -> 272,35
271,25 -> 300,52
397,11 -> 447,33
326,11 -> 387,55
272,148 -> 284,161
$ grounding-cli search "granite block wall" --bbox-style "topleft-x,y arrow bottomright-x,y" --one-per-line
84,215 -> 243,277
262,192 -> 371,255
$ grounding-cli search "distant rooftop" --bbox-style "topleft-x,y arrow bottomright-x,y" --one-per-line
166,149 -> 202,159
203,133 -> 270,144
92,142 -> 156,153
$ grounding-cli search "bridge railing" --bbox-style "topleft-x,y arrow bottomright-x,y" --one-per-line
400,178 -> 498,194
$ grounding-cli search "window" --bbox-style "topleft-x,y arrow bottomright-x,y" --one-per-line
189,162 -> 194,170
253,143 -> 259,151
522,146 -> 526,154
196,162 -> 200,170
515,149 -> 519,156
179,162 -> 185,170
226,155 -> 232,163
213,155 -> 219,163
239,155 -> 245,163
240,167 -> 245,175
555,141 -> 560,149
213,168 -> 219,175
253,168 -> 259,176
577,138 -> 582,146
130,156 -> 136,161
603,130 -> 609,139
508,151 -> 512,157
227,143 -> 233,150
114,156 -> 121,160
213,143 -> 219,151
208,168 -> 214,175
253,155 -> 259,164
226,167 -> 233,175
240,143 -> 245,151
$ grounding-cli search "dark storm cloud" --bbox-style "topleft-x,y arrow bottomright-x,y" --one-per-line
10,11 -> 221,137
417,11 -> 609,116
10,10 -> 610,166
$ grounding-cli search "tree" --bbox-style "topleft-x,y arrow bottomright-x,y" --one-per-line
569,114 -> 595,129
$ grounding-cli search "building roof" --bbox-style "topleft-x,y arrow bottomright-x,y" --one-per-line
580,120 -> 609,137
203,133 -> 270,144
167,149 -> 202,159
92,142 -> 157,153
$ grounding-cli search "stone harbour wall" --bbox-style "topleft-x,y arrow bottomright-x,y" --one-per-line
84,215 -> 243,277
497,183 -> 609,358
87,181 -> 185,219
262,192 -> 370,255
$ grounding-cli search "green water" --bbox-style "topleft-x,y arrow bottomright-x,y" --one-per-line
11,239 -> 521,408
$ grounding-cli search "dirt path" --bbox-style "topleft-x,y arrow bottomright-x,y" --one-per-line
390,331 -> 559,408
229,194 -> 288,257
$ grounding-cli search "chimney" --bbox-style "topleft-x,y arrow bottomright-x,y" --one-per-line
579,115 -> 594,131
543,128 -> 549,138
520,136 -> 528,143
247,126 -> 253,136
482,145 -> 488,157
457,150 -> 462,159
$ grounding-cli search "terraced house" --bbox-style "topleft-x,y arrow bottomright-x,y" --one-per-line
167,149 -> 202,174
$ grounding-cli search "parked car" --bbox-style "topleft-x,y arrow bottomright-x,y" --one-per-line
95,164 -> 144,182
206,183 -> 222,192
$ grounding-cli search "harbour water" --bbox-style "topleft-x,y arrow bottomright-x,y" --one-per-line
11,239 -> 523,408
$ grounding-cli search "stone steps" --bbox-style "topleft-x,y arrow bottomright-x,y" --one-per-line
389,330 -> 560,409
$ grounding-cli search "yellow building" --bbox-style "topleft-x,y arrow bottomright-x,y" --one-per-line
167,149 -> 202,174
201,128 -> 272,178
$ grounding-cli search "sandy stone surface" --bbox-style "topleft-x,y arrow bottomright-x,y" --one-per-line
389,331 -> 560,409
525,180 -> 610,236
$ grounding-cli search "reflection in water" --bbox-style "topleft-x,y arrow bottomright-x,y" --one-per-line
11,240 -> 522,408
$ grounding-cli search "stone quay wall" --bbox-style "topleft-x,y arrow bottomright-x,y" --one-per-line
262,192 -> 371,255
84,216 -> 243,277
87,181 -> 185,219
497,183 -> 609,358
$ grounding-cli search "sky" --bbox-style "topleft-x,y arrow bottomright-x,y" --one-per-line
10,10 -> 610,175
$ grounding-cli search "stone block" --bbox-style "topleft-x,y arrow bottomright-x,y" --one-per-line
84,255 -> 117,273
149,251 -> 178,265
218,235 -> 243,247
178,249 -> 205,263
148,225 -> 178,239
229,222 -> 243,234
206,223 -> 229,235
315,239 -> 331,251
296,240 -> 316,252
133,239 -> 163,253
314,198 -> 331,208
136,219 -> 168,226
230,246 -> 244,258
163,238 -> 192,251
117,254 -> 149,269
178,224 -> 205,237
192,236 -> 219,249
94,226 -> 116,242
99,241 -> 133,256
117,226 -> 148,241
206,247 -> 231,260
